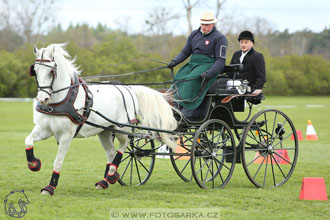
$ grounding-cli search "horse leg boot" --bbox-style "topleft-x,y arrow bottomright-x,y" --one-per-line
95,130 -> 116,189
41,171 -> 60,195
41,133 -> 73,195
25,147 -> 41,172
106,151 -> 123,184
95,163 -> 111,189
25,125 -> 52,172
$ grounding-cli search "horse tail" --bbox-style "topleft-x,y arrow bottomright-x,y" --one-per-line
131,86 -> 178,151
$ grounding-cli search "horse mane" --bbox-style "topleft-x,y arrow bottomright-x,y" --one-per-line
46,43 -> 81,79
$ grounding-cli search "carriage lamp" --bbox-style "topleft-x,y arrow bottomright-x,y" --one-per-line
275,123 -> 285,140
237,80 -> 250,94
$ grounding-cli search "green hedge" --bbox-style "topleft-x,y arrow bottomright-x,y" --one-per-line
1,35 -> 330,97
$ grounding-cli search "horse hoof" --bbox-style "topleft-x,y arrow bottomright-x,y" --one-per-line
28,158 -> 41,172
95,179 -> 108,189
41,185 -> 55,195
41,190 -> 51,195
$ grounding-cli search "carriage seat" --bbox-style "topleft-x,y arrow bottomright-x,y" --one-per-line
223,64 -> 243,74
207,64 -> 246,95
207,63 -> 264,108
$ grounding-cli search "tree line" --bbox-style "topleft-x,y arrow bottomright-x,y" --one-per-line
0,24 -> 330,97
1,0 -> 330,97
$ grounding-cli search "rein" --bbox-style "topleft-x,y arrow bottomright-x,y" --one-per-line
82,65 -> 171,80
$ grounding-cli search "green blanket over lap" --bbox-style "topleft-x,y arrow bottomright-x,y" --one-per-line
173,54 -> 217,110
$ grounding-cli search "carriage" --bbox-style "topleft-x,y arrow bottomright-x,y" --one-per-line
112,64 -> 299,189
26,44 -> 298,195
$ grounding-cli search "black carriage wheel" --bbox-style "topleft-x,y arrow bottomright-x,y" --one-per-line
241,109 -> 298,188
170,127 -> 197,182
191,119 -> 236,189
117,136 -> 155,186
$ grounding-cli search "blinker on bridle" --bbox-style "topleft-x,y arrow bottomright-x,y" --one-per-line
30,55 -> 57,97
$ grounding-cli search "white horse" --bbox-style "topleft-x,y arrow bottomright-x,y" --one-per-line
25,43 -> 177,195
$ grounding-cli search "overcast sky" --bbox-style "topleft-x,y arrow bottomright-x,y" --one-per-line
56,0 -> 330,35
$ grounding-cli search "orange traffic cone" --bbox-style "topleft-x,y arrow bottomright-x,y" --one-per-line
291,129 -> 304,141
175,137 -> 189,160
299,177 -> 328,200
306,120 -> 318,140
253,149 -> 290,164
272,149 -> 290,164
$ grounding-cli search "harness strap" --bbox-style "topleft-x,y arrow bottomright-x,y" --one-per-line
124,86 -> 138,121
74,77 -> 93,137
36,73 -> 93,127
113,85 -> 131,123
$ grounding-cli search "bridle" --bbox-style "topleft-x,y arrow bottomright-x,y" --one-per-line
30,57 -> 83,97
30,58 -> 57,97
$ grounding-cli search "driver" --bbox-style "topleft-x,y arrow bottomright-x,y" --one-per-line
168,11 -> 228,119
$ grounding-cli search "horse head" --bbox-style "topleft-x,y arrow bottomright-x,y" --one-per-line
31,43 -> 79,105
31,44 -> 57,105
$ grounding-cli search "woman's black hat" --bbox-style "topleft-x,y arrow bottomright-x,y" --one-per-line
238,30 -> 254,43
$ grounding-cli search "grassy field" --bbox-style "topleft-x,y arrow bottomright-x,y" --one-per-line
0,96 -> 330,219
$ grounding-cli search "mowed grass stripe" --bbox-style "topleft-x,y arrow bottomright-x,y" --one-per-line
0,96 -> 329,219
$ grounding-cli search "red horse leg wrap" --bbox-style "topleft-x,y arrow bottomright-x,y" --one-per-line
105,151 -> 123,184
95,163 -> 111,189
106,172 -> 120,184
26,147 -> 41,172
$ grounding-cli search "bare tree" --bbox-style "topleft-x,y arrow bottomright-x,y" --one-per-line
114,16 -> 132,34
181,0 -> 200,34
181,0 -> 227,34
0,0 -> 11,29
214,0 -> 226,21
145,7 -> 179,35
0,0 -> 56,43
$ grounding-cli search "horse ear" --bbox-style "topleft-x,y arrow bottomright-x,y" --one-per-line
52,45 -> 56,59
33,44 -> 38,56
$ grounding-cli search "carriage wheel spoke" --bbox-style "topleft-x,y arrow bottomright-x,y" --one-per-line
192,119 -> 236,189
178,160 -> 191,175
273,150 -> 293,165
214,157 -> 231,171
252,154 -> 267,179
270,119 -> 288,146
246,151 -> 267,167
272,132 -> 293,148
130,156 -> 133,185
270,154 -> 288,179
271,112 -> 278,143
137,158 -> 151,173
271,156 -> 276,186
242,109 -> 298,188
196,158 -> 210,177
263,154 -> 269,187
121,157 -> 133,181
214,158 -> 224,184
134,157 -> 142,184
247,130 -> 261,143
202,161 -> 212,185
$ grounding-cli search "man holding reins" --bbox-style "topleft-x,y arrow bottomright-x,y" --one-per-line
168,11 -> 228,118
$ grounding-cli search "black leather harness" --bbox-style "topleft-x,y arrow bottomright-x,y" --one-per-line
36,73 -> 93,137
